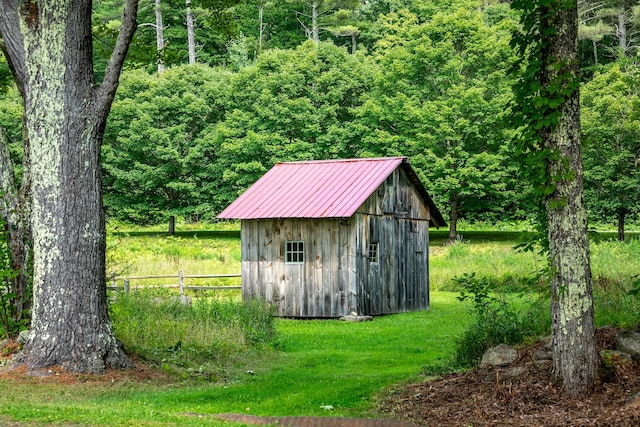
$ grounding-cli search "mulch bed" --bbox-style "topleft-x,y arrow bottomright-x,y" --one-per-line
377,327 -> 640,426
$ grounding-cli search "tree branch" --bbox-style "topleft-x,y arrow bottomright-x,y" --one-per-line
0,1 -> 26,98
96,0 -> 140,115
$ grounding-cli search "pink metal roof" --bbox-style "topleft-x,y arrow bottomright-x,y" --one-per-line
217,157 -> 445,225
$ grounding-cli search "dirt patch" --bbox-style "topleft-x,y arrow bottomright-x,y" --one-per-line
0,345 -> 172,386
377,328 -> 640,426
212,414 -> 420,427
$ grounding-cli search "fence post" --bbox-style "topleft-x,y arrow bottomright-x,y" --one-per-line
178,270 -> 188,304
124,279 -> 130,294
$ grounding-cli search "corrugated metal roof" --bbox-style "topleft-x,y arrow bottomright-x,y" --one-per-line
217,157 -> 445,226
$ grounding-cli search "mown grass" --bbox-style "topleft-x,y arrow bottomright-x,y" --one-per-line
0,293 -> 469,426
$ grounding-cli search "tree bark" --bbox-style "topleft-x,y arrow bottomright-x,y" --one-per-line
617,210 -> 625,241
617,9 -> 627,54
312,1 -> 320,43
258,3 -> 264,52
0,0 -> 139,373
155,0 -> 165,74
448,194 -> 459,242
541,0 -> 598,398
186,0 -> 196,65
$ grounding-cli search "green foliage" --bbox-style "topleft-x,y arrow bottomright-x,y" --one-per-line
0,221 -> 22,339
103,64 -> 233,223
359,5 -> 523,231
509,0 -> 582,246
581,60 -> 640,235
454,272 -> 547,367
110,290 -> 276,377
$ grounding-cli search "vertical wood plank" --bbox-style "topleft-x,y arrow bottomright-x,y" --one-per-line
322,219 -> 334,317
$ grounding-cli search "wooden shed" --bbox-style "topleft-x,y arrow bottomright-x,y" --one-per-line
217,157 -> 446,318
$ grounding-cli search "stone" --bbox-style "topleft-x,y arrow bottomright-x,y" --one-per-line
626,392 -> 640,408
601,349 -> 633,363
533,349 -> 552,361
17,330 -> 30,344
615,330 -> 640,361
480,343 -> 518,369
339,315 -> 373,322
0,338 -> 8,349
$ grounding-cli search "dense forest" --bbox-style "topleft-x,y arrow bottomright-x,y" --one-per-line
0,0 -> 638,238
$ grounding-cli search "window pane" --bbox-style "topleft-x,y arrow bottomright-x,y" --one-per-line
286,240 -> 304,263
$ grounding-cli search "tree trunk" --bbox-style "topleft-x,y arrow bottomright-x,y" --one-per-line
312,1 -> 320,43
541,0 -> 598,398
617,210 -> 625,241
186,0 -> 196,65
258,3 -> 264,52
0,0 -> 139,373
448,194 -> 458,242
155,0 -> 165,74
617,9 -> 627,54
168,215 -> 175,235
351,33 -> 357,54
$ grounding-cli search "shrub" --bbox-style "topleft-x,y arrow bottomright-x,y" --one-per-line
453,272 -> 547,367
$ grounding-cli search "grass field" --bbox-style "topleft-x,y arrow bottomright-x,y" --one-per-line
0,293 -> 468,426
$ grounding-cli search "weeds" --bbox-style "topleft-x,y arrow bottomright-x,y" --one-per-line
453,273 -> 547,367
109,290 -> 276,379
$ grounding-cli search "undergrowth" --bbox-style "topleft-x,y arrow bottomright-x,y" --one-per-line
109,290 -> 277,380
453,272 -> 548,368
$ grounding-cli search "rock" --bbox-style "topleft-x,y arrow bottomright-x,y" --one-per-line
601,349 -> 633,363
480,344 -> 518,369
615,330 -> 640,361
533,349 -> 552,361
626,392 -> 640,408
0,338 -> 8,349
339,315 -> 373,322
17,330 -> 30,344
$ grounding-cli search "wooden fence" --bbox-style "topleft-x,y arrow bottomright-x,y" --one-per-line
107,270 -> 241,297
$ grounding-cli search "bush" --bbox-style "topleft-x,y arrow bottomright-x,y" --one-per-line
453,273 -> 547,367
109,290 -> 277,379
0,221 -> 23,340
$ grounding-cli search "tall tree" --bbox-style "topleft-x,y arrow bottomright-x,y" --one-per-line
581,61 -> 640,239
0,0 -> 139,373
359,5 -> 520,239
511,0 -> 598,397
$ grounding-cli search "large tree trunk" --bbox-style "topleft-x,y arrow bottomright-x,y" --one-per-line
541,0 -> 598,398
0,0 -> 139,373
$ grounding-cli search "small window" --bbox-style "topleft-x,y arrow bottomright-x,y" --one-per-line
368,242 -> 379,263
286,241 -> 304,264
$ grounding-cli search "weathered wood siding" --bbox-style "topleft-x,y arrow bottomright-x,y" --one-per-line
355,167 -> 431,314
241,167 -> 433,317
241,218 -> 357,317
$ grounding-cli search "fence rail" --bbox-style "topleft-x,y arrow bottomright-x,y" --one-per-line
107,270 -> 241,296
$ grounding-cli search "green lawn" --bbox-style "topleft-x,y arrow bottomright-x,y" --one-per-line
0,292 -> 469,426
